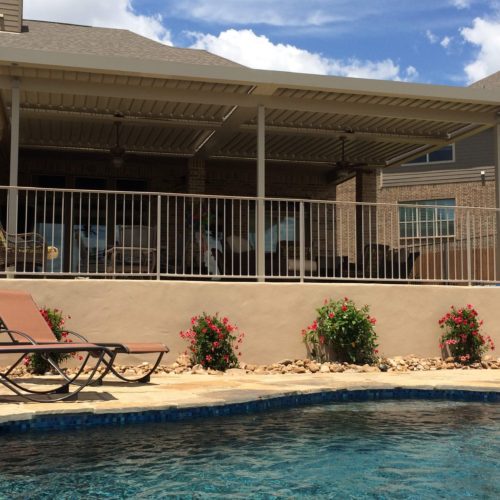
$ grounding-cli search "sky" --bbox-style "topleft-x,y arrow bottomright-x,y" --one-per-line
23,0 -> 500,86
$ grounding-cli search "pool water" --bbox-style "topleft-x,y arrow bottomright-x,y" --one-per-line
0,400 -> 498,498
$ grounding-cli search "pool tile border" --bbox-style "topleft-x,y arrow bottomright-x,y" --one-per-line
0,387 -> 498,433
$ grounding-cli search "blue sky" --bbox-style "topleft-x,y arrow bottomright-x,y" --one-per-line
24,0 -> 500,85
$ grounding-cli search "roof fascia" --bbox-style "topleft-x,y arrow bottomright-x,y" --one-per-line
2,46 -> 500,106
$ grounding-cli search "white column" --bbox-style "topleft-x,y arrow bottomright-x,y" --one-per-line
494,120 -> 500,282
257,105 -> 266,281
7,78 -> 20,237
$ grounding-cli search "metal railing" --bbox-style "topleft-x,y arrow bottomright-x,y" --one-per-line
0,185 -> 498,285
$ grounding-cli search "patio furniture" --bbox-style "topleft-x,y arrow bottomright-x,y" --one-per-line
73,225 -> 107,272
0,290 -> 169,385
391,248 -> 421,280
0,224 -> 57,270
279,241 -> 317,277
106,225 -> 157,274
317,255 -> 349,278
0,292 -> 112,402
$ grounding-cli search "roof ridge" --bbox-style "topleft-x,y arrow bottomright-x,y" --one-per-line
23,19 -> 126,31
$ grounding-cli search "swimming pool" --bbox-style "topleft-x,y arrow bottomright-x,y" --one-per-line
0,400 -> 498,498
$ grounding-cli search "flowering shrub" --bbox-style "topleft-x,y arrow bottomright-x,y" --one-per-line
302,297 -> 379,364
180,313 -> 244,371
25,308 -> 73,375
438,304 -> 495,364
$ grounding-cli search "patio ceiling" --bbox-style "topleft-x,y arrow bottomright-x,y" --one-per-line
0,47 -> 499,168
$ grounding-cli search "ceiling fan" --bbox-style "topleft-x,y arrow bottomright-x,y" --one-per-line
110,113 -> 126,168
326,135 -> 367,183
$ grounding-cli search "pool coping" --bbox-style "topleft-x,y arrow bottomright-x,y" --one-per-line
1,385 -> 498,433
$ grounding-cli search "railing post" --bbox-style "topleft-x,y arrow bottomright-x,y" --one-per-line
156,195 -> 161,280
466,210 -> 472,286
256,105 -> 266,281
299,202 -> 305,282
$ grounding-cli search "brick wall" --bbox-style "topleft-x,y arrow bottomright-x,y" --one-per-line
378,179 -> 495,208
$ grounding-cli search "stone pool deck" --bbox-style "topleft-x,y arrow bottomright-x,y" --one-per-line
1,370 -> 499,431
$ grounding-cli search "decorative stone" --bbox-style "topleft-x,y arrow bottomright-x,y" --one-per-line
308,362 -> 320,373
176,354 -> 192,367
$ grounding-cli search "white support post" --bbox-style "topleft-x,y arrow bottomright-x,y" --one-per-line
7,78 -> 20,238
257,105 -> 266,281
299,202 -> 305,282
494,119 -> 500,282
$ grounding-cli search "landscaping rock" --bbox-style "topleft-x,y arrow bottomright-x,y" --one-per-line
308,362 -> 320,373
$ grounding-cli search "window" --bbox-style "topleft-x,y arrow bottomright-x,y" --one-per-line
404,144 -> 454,165
399,199 -> 455,239
75,177 -> 107,190
116,179 -> 148,192
35,175 -> 66,188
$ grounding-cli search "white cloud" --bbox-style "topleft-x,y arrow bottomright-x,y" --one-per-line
450,0 -> 472,8
405,66 -> 419,79
24,0 -> 172,44
460,17 -> 500,82
190,29 -> 417,81
173,0 -> 348,27
426,29 -> 438,43
440,36 -> 453,48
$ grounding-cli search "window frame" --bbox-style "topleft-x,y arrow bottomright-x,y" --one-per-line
403,144 -> 455,166
398,198 -> 456,240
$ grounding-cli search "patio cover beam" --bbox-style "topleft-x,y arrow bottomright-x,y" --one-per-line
194,107 -> 256,159
18,108 -> 222,130
242,124 -> 451,146
0,76 -> 496,126
1,47 -> 499,106
7,78 -> 20,236
195,84 -> 277,159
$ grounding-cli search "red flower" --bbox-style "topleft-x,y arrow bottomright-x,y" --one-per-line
341,305 -> 348,312
328,312 -> 335,319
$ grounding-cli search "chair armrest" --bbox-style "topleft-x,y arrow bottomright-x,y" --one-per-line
62,329 -> 90,343
0,329 -> 37,344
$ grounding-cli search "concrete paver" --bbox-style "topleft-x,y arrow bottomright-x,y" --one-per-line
0,370 -> 499,426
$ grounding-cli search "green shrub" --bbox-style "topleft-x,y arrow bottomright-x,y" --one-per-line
302,297 -> 378,364
180,313 -> 244,371
25,308 -> 72,375
438,304 -> 495,364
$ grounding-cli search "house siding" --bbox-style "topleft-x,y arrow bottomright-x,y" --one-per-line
382,129 -> 495,187
0,0 -> 22,33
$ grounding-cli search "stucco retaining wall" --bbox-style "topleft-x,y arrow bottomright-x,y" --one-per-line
1,279 -> 499,364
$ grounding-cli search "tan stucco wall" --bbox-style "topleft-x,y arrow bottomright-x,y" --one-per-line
1,279 -> 499,364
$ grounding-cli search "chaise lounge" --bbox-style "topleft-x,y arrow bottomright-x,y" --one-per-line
0,290 -> 170,385
0,319 -> 112,402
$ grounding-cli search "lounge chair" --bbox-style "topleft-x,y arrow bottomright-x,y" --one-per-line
0,290 -> 169,384
0,307 -> 112,402
106,225 -> 157,274
0,224 -> 58,272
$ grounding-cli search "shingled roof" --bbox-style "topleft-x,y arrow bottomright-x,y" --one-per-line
470,71 -> 500,90
0,19 -> 243,68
